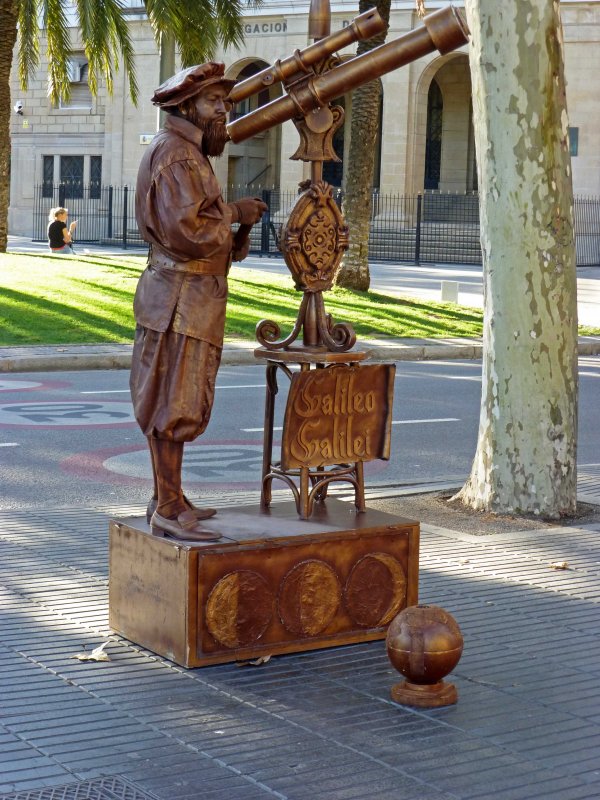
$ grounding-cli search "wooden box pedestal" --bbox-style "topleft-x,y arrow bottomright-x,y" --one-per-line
109,499 -> 419,668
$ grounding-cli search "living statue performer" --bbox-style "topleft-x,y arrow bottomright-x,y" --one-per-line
131,62 -> 268,542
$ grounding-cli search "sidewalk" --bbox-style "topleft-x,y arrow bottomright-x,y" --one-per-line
2,335 -> 600,373
1,487 -> 599,799
2,240 -> 600,800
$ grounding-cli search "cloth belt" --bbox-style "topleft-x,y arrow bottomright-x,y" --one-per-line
149,250 -> 228,276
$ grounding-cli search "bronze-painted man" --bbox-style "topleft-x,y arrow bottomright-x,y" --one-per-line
131,62 -> 267,542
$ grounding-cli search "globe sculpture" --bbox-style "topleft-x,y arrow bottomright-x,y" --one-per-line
386,604 -> 463,708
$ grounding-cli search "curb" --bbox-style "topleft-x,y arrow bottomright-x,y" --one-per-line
1,337 -> 599,373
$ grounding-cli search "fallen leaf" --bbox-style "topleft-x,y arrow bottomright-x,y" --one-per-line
72,641 -> 110,661
549,561 -> 570,570
236,655 -> 271,667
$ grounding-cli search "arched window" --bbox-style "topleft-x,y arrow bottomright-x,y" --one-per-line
322,96 -> 345,187
424,79 -> 443,190
227,61 -> 281,191
229,62 -> 271,121
322,90 -> 383,189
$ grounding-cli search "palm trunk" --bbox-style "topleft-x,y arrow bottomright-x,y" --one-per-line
456,0 -> 578,517
335,0 -> 390,291
0,0 -> 18,253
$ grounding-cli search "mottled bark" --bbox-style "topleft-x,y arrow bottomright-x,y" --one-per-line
335,0 -> 390,291
456,0 -> 578,517
0,0 -> 18,253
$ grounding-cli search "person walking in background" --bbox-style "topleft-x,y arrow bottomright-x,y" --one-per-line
47,207 -> 76,254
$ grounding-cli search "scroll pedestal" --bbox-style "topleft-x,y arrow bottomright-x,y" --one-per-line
255,348 -> 395,520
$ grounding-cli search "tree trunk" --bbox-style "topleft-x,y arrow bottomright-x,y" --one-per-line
335,0 -> 390,292
0,0 -> 18,253
456,0 -> 578,517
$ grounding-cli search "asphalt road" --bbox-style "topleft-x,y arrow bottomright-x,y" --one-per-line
0,357 -> 598,511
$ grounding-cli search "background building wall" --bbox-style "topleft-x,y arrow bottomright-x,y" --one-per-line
562,2 -> 600,195
7,0 -> 600,237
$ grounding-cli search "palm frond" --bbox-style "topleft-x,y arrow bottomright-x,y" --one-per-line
76,0 -> 138,103
143,0 -> 179,40
144,0 -> 247,65
17,0 -> 42,90
212,0 -> 246,50
43,0 -> 73,104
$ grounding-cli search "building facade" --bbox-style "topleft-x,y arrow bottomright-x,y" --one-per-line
8,0 -> 600,237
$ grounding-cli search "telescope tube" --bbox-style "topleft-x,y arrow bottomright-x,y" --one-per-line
227,8 -> 386,105
228,6 -> 469,144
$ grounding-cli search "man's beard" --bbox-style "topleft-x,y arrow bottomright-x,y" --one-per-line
197,118 -> 228,157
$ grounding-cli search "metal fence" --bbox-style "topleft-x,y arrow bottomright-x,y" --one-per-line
34,184 -> 600,266
574,196 -> 600,267
34,184 -> 140,248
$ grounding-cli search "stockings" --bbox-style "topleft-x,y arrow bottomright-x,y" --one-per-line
148,437 -> 187,518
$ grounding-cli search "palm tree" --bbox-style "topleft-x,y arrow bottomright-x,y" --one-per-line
0,0 -> 19,253
0,0 -> 251,252
334,0 -> 391,291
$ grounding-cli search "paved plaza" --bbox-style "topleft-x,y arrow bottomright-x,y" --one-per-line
2,240 -> 599,798
1,482 -> 600,800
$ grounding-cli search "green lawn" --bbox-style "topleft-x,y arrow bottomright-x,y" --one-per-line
0,252 -> 595,346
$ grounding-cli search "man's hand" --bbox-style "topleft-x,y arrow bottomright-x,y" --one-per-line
232,238 -> 251,262
232,197 -> 268,226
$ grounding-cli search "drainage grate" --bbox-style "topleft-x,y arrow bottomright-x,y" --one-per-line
0,776 -> 160,800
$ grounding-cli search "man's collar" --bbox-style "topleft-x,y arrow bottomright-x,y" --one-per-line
164,114 -> 204,148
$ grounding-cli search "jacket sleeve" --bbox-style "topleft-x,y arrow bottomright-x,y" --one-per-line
142,158 -> 234,261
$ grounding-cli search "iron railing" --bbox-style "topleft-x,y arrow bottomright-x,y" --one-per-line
34,184 -> 600,266
573,197 -> 600,267
34,184 -> 140,248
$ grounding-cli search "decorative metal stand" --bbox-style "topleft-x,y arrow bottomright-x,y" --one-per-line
248,1 -> 378,516
227,0 -> 470,518
256,180 -> 354,353
258,353 -> 370,519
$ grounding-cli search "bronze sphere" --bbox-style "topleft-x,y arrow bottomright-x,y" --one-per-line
386,604 -> 463,707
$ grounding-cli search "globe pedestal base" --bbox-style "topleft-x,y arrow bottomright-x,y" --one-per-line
391,679 -> 458,708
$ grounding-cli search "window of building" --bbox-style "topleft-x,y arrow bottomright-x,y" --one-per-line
229,62 -> 271,123
424,79 -> 443,191
42,155 -> 54,198
59,56 -> 92,110
569,127 -> 579,157
90,155 -> 102,199
322,96 -> 345,188
41,155 -> 102,198
60,155 -> 84,198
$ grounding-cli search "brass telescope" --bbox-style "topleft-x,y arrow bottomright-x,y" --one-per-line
227,8 -> 386,106
228,5 -> 469,144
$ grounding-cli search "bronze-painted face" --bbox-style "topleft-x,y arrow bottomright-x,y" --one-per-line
180,84 -> 230,157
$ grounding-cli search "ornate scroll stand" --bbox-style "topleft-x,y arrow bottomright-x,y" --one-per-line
254,0 -> 374,519
257,351 -> 368,520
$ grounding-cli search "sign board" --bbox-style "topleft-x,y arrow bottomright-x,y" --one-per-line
281,364 -> 395,470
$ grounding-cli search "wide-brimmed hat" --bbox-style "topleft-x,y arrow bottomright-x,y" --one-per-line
151,62 -> 236,107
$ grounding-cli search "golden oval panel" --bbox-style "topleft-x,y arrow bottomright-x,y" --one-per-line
344,553 -> 407,628
279,181 -> 349,292
206,570 -> 274,649
278,559 -> 341,636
